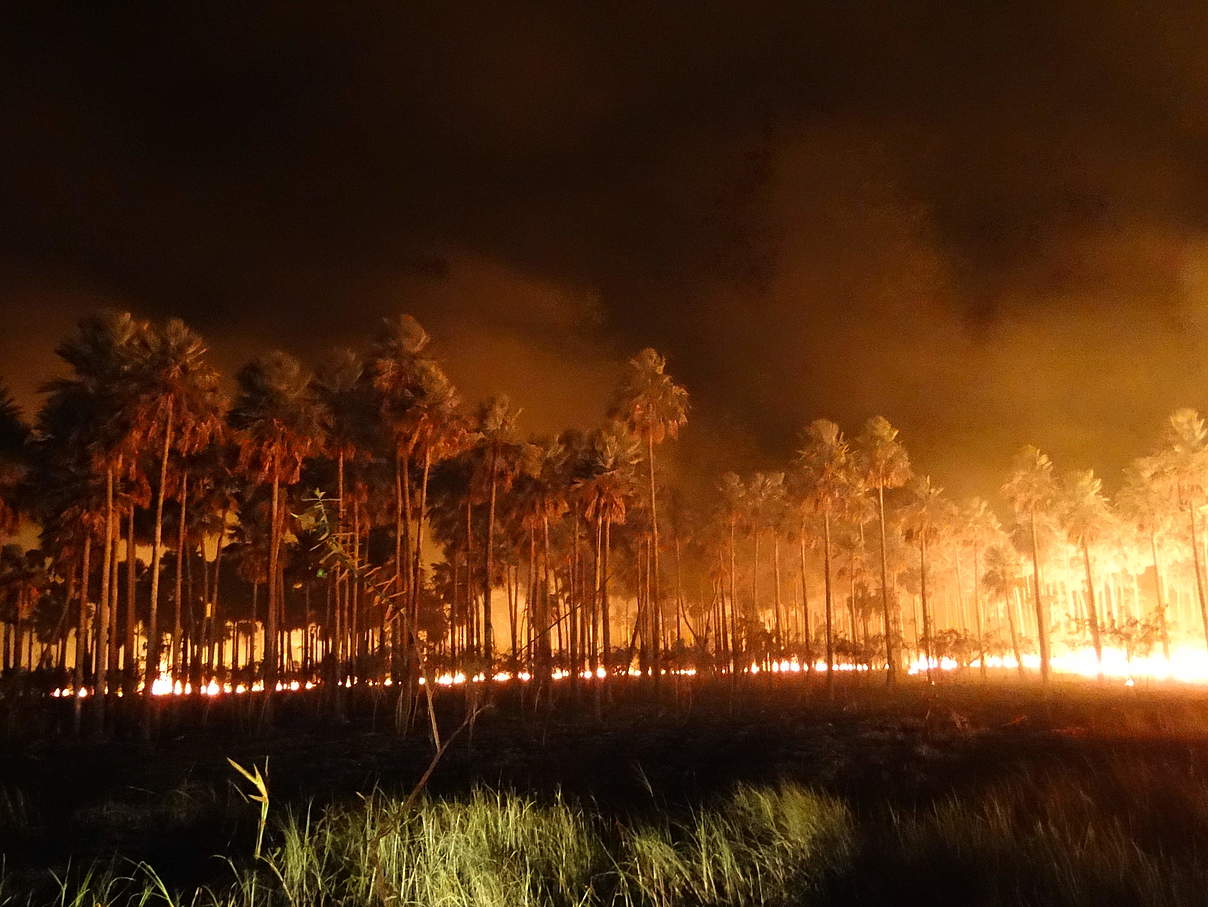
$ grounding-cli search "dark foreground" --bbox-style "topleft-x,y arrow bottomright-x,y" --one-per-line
3,675 -> 1208,905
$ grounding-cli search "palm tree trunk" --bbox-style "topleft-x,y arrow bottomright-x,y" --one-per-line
877,485 -> 895,683
93,464 -> 114,735
823,509 -> 834,694
1150,533 -> 1170,660
125,504 -> 136,693
540,514 -> 553,669
772,532 -> 782,651
172,469 -> 188,678
143,403 -> 175,735
972,545 -> 986,681
646,433 -> 662,679
728,517 -> 739,672
919,535 -> 932,682
1080,538 -> 1104,681
73,535 -> 91,736
1188,503 -> 1208,657
799,526 -> 813,673
483,446 -> 498,664
265,458 -> 281,699
1029,509 -> 1050,684
602,517 -> 612,672
1006,591 -> 1024,679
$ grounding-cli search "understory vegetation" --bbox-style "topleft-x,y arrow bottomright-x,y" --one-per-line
7,683 -> 1208,906
11,769 -> 1208,907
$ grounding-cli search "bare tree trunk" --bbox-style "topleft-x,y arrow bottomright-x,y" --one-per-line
1080,538 -> 1104,681
172,470 -> 188,678
646,434 -> 662,679
799,526 -> 813,673
125,504 -> 136,693
822,509 -> 834,694
1030,508 -> 1050,684
143,404 -> 175,737
972,545 -> 986,681
73,535 -> 92,736
1150,533 -> 1170,660
919,535 -> 932,682
483,447 -> 498,664
877,485 -> 895,683
1189,503 -> 1208,658
93,464 -> 114,735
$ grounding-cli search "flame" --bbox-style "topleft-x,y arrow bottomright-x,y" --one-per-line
51,642 -> 1208,700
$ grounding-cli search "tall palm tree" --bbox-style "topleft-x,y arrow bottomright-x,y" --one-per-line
368,315 -> 461,675
1156,409 -> 1208,655
131,319 -> 223,727
1001,445 -> 1058,684
610,349 -> 689,678
854,416 -> 912,682
574,423 -> 639,674
900,475 -> 955,680
1060,468 -> 1115,679
794,419 -> 855,691
230,352 -> 321,701
45,311 -> 146,733
982,542 -> 1026,678
717,472 -> 747,670
959,497 -> 1003,680
1117,456 -> 1173,658
471,395 -> 523,666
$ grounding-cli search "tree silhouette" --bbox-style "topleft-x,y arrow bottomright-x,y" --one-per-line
854,416 -> 912,682
1002,446 -> 1058,684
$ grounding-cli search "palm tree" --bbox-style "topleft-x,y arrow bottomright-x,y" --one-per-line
574,423 -> 639,674
368,315 -> 461,676
471,395 -> 523,666
717,472 -> 746,670
854,416 -> 912,682
900,476 -> 955,680
794,419 -> 855,691
45,311 -> 147,733
610,349 -> 689,678
982,542 -> 1026,678
230,352 -> 321,701
1156,409 -> 1208,655
959,497 -> 1003,680
1117,456 -> 1173,658
1060,469 -> 1115,680
0,383 -> 29,537
130,319 -> 223,726
1001,445 -> 1058,684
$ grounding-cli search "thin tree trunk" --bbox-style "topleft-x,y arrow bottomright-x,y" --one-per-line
483,447 -> 498,664
1189,503 -> 1208,658
73,535 -> 92,736
877,485 -> 895,683
93,465 -> 114,735
1029,509 -> 1050,684
823,509 -> 834,694
1150,533 -> 1170,660
143,404 -> 175,737
1080,538 -> 1104,681
172,469 -> 188,678
646,433 -> 662,679
799,527 -> 813,673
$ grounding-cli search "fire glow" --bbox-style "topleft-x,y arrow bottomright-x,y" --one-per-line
48,644 -> 1208,700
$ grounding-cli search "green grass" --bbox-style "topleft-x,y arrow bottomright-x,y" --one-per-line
13,784 -> 850,906
17,761 -> 1208,905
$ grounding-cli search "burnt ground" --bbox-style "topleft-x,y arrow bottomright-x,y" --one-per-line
2,673 -> 1208,892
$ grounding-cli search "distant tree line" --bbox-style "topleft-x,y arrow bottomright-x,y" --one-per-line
0,310 -> 1206,736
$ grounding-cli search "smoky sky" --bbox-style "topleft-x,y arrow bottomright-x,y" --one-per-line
6,1 -> 1208,503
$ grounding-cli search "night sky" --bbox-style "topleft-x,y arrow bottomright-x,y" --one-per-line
6,2 -> 1208,499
